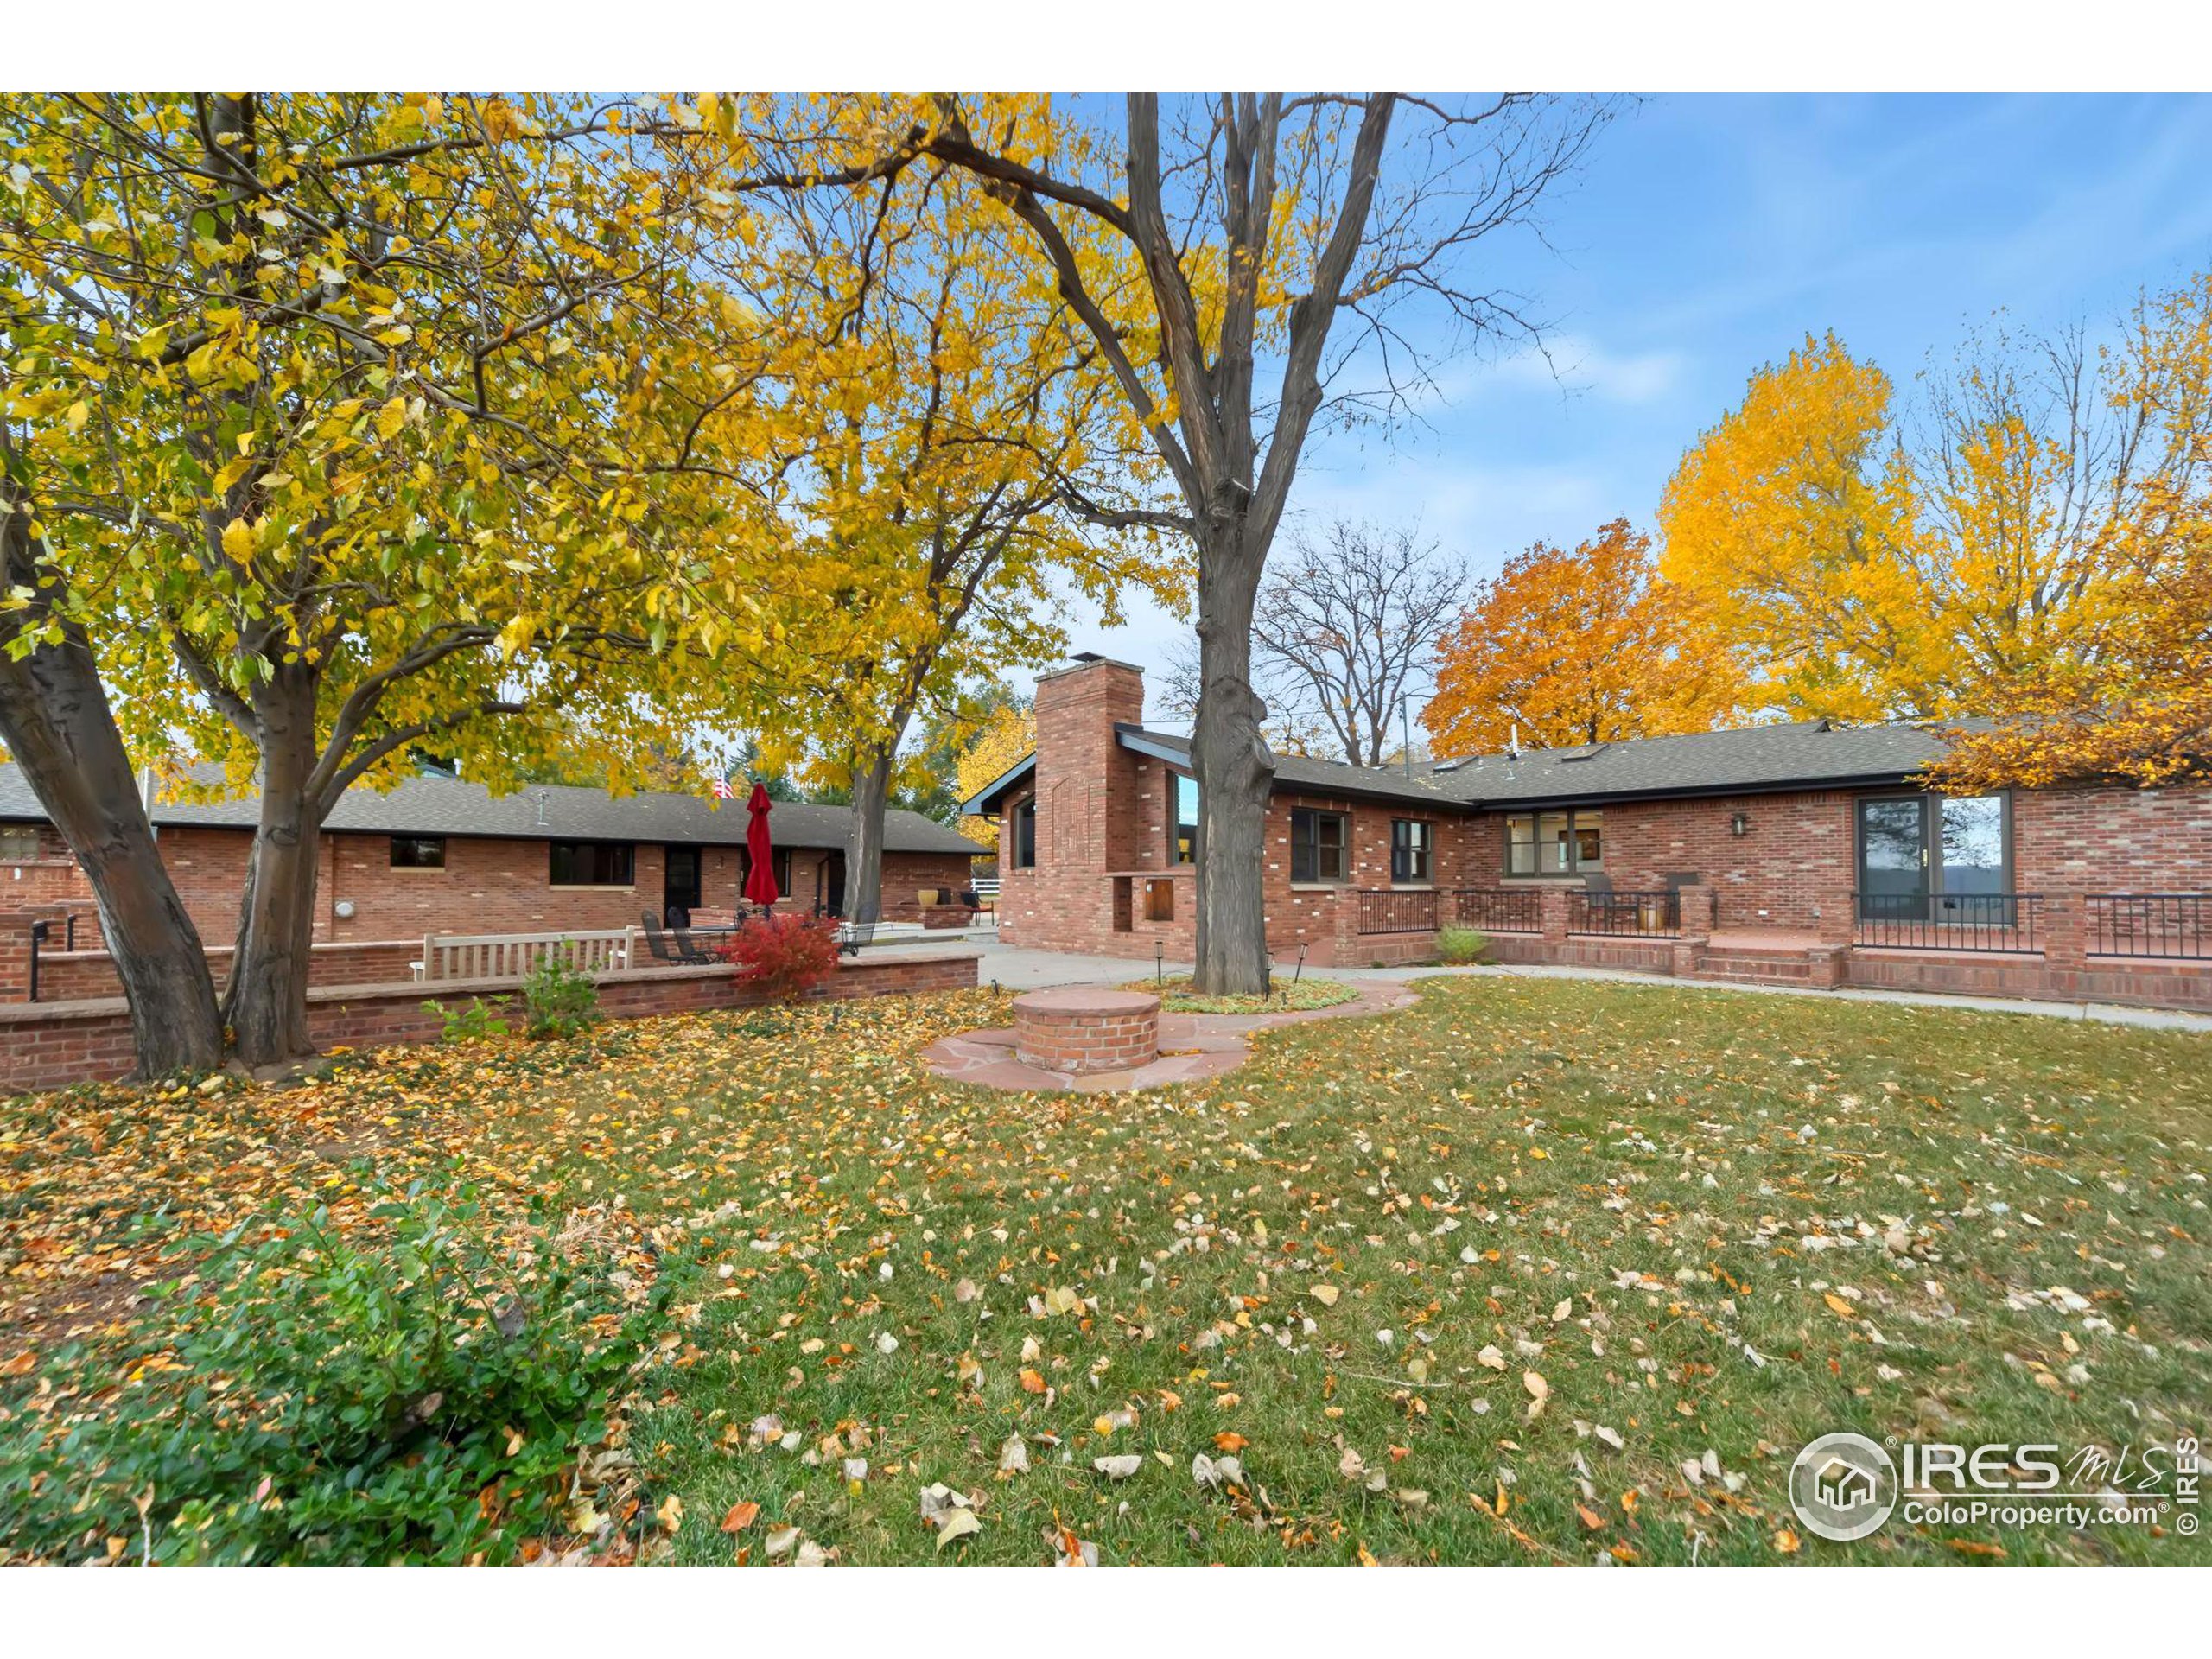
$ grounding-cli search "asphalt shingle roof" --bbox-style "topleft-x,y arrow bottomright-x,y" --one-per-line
0,764 -> 982,855
1109,718 -> 1950,810
1418,720 -> 1951,806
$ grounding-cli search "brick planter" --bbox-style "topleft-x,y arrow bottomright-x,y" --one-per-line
1012,988 -> 1160,1075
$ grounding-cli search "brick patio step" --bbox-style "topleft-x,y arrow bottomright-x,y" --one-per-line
1694,948 -> 1815,985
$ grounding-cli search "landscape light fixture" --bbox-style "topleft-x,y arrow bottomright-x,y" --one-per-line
1155,940 -> 1165,986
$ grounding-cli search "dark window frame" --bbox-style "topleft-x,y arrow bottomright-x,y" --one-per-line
1853,791 -> 2012,905
389,834 -> 448,869
1169,770 -> 1199,866
1504,809 -> 1605,875
1390,818 -> 1433,885
548,839 -> 635,887
1011,798 -> 1038,869
1289,807 -> 1351,885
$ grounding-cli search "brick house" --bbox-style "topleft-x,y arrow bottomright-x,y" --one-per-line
963,654 -> 2212,1011
1,766 -> 983,959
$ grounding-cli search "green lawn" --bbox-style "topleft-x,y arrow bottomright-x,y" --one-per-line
5,978 -> 2209,1564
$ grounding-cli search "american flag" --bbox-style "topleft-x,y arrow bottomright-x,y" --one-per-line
709,774 -> 736,800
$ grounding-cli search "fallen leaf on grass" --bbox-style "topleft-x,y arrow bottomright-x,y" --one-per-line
1309,1284 -> 1340,1306
934,1509 -> 982,1553
719,1501 -> 760,1533
1092,1454 -> 1142,1479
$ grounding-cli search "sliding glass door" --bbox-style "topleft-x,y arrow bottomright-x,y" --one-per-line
1855,795 -> 2012,923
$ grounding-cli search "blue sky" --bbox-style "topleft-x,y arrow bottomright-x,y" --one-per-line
1050,93 -> 2212,721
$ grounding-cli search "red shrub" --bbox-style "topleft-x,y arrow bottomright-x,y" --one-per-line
715,912 -> 842,1001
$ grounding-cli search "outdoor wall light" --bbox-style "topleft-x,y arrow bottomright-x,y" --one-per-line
1730,812 -> 1751,837
334,899 -> 358,919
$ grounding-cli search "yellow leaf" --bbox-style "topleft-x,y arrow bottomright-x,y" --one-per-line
377,396 -> 407,438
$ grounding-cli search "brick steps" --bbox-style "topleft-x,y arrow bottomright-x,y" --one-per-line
1694,948 -> 1815,986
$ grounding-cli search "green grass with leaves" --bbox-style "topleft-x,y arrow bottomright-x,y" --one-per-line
5,978 -> 2209,1565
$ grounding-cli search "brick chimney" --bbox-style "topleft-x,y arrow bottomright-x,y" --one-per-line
1032,656 -> 1146,884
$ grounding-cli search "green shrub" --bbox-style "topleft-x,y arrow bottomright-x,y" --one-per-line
427,995 -> 511,1043
1436,925 -> 1492,965
0,1174 -> 662,1564
520,952 -> 599,1039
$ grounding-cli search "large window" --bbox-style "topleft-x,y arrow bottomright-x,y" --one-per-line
1012,798 -> 1037,869
1391,819 -> 1433,885
549,840 -> 634,887
1856,794 -> 2010,920
0,826 -> 39,862
1289,808 -> 1349,884
1171,772 -> 1199,865
1505,809 -> 1603,875
390,835 -> 447,869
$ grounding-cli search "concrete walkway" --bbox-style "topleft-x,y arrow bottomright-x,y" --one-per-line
957,940 -> 2212,1034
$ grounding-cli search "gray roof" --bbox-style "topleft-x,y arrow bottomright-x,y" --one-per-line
1420,719 -> 1953,807
957,716 -> 1958,821
1115,728 -> 1466,807
0,763 -> 983,855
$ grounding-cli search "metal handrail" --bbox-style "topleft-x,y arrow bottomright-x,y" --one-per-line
1569,889 -> 1681,938
1852,892 -> 2042,953
2086,893 -> 2210,960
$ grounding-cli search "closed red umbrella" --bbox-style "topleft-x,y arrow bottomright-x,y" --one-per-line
742,782 -> 779,911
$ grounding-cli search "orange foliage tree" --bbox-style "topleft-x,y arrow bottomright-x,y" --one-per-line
1422,518 -> 1733,755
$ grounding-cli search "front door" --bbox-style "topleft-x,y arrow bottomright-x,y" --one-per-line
664,844 -> 702,918
1856,798 -> 1927,923
817,851 -> 847,918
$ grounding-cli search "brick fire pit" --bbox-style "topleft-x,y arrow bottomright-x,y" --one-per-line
1012,988 -> 1161,1076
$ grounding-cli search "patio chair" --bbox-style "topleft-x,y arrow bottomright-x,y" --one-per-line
672,921 -> 721,964
640,909 -> 715,967
1580,872 -> 1636,931
836,918 -> 878,957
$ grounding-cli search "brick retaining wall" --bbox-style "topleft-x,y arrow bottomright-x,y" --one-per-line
0,949 -> 980,1095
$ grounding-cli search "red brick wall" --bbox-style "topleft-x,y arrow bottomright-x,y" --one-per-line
996,663 -> 1471,967
875,854 -> 985,920
28,939 -> 424,1003
0,950 -> 981,1095
2012,786 -> 2212,893
5,823 -> 968,960
1468,791 -> 1862,931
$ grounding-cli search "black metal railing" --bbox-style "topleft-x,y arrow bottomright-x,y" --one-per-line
1452,887 -> 1542,933
2087,893 -> 2211,960
1568,889 -> 1681,938
1357,888 -> 1440,935
1853,892 -> 2042,952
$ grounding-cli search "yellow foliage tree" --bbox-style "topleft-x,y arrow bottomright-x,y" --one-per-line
953,702 -> 1036,849
1423,519 -> 1732,755
1661,280 -> 2212,790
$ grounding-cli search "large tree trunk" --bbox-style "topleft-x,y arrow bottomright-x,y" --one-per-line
843,743 -> 897,927
221,662 -> 325,1067
0,489 -> 226,1077
1191,524 -> 1274,995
